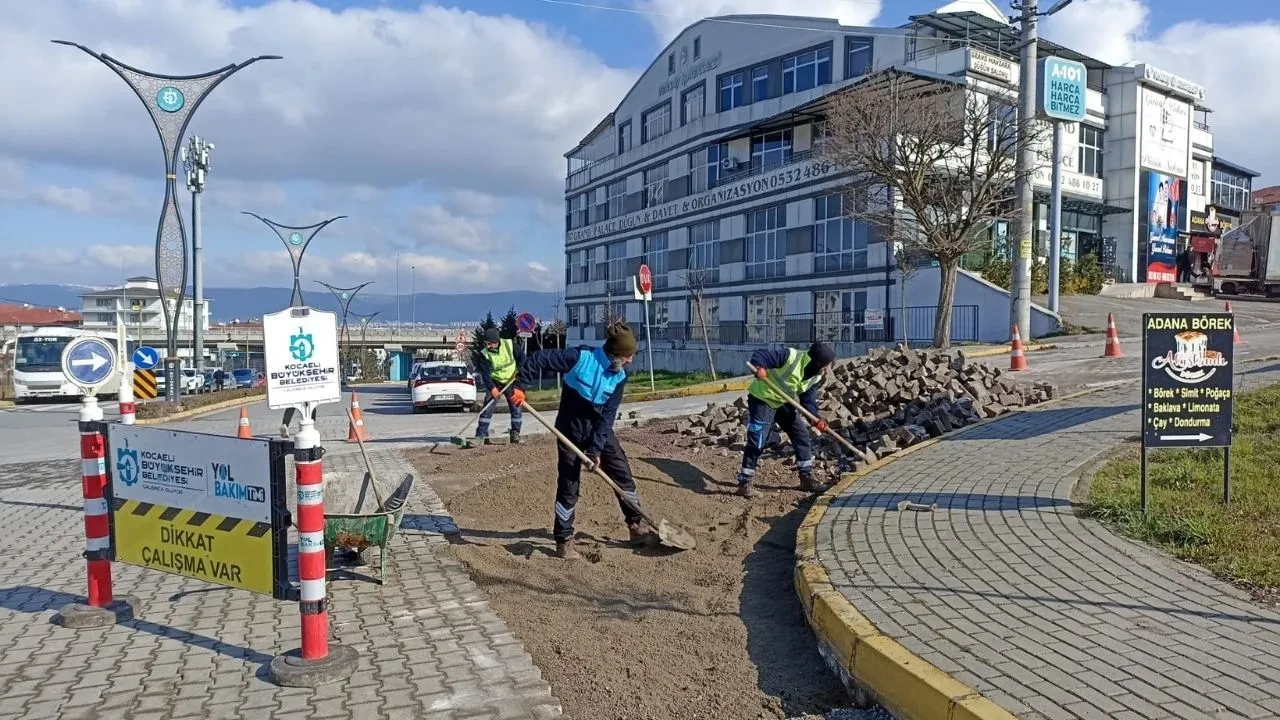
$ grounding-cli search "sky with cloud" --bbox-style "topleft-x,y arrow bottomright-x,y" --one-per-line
0,0 -> 1274,294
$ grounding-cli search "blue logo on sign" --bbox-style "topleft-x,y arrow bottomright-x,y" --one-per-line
1040,56 -> 1087,122
117,443 -> 139,487
211,462 -> 266,503
340,292 -> 349,300
156,86 -> 185,113
288,232 -> 304,246
290,328 -> 314,362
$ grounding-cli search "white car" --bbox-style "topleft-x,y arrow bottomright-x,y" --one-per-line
410,361 -> 477,414
182,368 -> 205,393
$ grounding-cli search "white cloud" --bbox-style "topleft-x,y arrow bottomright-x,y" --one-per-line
633,0 -> 883,44
0,243 -> 152,280
0,155 -> 148,215
0,0 -> 634,203
445,189 -> 501,218
404,204 -> 507,253
1043,0 -> 1279,181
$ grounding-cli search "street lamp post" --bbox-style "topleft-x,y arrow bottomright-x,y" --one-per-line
54,41 -> 280,402
182,135 -> 213,372
410,265 -> 416,325
242,213 -> 347,308
316,281 -> 373,380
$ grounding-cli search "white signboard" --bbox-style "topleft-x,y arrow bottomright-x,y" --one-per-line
1189,159 -> 1206,212
1140,88 -> 1190,178
568,160 -> 837,243
864,309 -> 884,330
262,306 -> 342,410
969,49 -> 1015,84
1138,64 -> 1206,102
1030,122 -> 1103,200
108,425 -> 273,523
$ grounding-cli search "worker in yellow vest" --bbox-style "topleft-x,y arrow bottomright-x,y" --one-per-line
474,328 -> 526,444
735,342 -> 836,498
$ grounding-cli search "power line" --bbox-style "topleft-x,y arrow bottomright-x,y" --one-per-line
525,0 -> 977,45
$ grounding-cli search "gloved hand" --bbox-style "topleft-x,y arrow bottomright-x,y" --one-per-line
489,386 -> 503,400
811,417 -> 829,434
584,456 -> 599,473
511,388 -> 527,406
754,367 -> 769,380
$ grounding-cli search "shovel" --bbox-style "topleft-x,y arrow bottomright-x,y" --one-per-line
520,403 -> 697,551
449,379 -> 516,449
746,362 -> 875,466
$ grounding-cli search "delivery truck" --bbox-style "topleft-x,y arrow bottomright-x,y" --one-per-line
1211,210 -> 1280,296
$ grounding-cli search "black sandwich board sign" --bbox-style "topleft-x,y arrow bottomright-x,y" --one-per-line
1140,312 -> 1235,511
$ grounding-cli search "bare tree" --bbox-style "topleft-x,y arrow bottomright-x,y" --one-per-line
894,245 -> 919,347
819,70 -> 1046,347
682,267 -> 718,380
549,292 -> 566,350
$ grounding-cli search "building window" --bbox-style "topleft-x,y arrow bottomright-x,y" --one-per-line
814,290 -> 868,343
718,72 -> 745,111
688,143 -> 726,194
782,47 -> 832,94
586,185 -> 606,225
688,220 -> 721,284
746,205 -> 786,280
668,54 -> 675,75
644,164 -> 668,208
1211,167 -> 1251,211
814,194 -> 867,272
681,83 -> 705,126
95,298 -> 113,308
688,297 -> 720,343
606,241 -> 629,296
845,36 -> 873,79
988,101 -> 1017,152
607,180 -> 627,218
618,121 -> 632,155
746,294 -> 786,343
751,129 -> 792,172
650,300 -> 670,339
568,306 -> 581,327
693,37 -> 701,59
643,232 -> 669,290
566,193 -> 587,230
641,102 -> 671,144
1078,125 -> 1103,178
751,66 -> 769,102
571,249 -> 589,284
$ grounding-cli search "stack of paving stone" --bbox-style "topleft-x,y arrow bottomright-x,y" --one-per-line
666,344 -> 1056,475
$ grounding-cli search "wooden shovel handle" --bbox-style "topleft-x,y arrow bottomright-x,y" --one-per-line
746,362 -> 862,457
454,378 -> 516,437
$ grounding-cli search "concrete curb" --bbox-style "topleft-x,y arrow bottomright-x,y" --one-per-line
134,392 -> 266,425
0,400 -> 12,408
793,354 -> 1280,718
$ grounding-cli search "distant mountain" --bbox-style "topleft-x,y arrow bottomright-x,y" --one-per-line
0,283 -> 561,325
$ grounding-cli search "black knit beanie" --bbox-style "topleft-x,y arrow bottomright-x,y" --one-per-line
484,328 -> 500,343
604,323 -> 638,358
804,342 -> 836,377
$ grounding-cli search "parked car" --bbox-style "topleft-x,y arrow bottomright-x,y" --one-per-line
410,361 -> 477,414
154,368 -> 167,393
182,368 -> 205,393
231,368 -> 257,389
201,371 -> 217,391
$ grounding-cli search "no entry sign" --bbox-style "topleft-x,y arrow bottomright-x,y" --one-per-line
516,312 -> 536,337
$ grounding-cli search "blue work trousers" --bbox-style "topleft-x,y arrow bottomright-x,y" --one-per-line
737,395 -> 814,485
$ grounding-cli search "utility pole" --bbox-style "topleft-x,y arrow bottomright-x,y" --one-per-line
395,253 -> 401,330
411,265 -> 417,325
1010,0 -> 1039,345
182,135 -> 213,372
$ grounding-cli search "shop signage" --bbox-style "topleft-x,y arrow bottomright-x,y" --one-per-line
1190,207 -> 1235,235
1039,56 -> 1087,122
1033,167 -> 1103,199
969,49 -> 1014,84
659,51 -> 723,97
568,159 -> 837,243
1140,87 -> 1190,178
1142,312 -> 1234,448
1138,64 -> 1206,102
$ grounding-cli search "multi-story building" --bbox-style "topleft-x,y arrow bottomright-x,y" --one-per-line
79,276 -> 209,339
561,0 -> 1251,351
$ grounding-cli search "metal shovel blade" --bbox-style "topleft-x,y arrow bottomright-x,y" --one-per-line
656,519 -> 697,551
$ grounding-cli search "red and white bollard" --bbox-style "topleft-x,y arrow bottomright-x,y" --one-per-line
56,396 -> 135,628
269,406 -> 358,686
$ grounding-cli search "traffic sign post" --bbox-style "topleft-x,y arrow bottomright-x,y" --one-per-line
1140,312 -> 1236,515
516,312 -> 537,356
635,265 -> 655,391
454,329 -> 468,362
132,346 -> 159,370
1037,55 -> 1088,315
260,306 -> 358,686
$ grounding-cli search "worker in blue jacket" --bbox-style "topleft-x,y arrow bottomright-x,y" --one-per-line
512,323 -> 653,560
473,328 -> 526,444
736,341 -> 836,498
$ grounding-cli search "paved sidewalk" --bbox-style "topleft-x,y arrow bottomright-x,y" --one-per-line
815,366 -> 1280,720
0,448 -> 561,719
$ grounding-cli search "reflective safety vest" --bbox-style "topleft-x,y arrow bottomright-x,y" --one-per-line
483,338 -> 518,384
748,348 -> 820,409
564,347 -> 626,408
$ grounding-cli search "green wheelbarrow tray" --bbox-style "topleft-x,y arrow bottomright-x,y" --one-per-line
324,472 -> 415,584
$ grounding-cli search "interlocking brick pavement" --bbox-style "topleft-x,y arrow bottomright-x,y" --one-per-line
0,444 -> 560,719
816,366 -> 1280,720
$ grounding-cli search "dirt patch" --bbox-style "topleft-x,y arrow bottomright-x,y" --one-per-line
406,421 -> 848,720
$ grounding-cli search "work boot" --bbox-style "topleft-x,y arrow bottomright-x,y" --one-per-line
627,521 -> 657,547
482,437 -> 494,446
555,539 -> 581,560
799,473 -> 827,493
509,429 -> 521,445
736,482 -> 760,499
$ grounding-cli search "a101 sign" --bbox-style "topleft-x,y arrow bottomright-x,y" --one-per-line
1039,55 -> 1087,123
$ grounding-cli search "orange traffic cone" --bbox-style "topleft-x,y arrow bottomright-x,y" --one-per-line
1009,325 -> 1028,371
1103,312 -> 1124,358
236,407 -> 253,439
347,391 -> 369,443
1225,301 -> 1243,344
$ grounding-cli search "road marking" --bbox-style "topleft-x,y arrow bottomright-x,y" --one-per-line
0,402 -> 119,414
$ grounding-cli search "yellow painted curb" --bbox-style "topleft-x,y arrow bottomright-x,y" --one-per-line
0,400 -> 13,408
963,342 -> 1055,359
135,392 -> 265,425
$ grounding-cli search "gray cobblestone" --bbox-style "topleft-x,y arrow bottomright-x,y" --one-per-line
816,370 -> 1280,720
0,447 -> 562,718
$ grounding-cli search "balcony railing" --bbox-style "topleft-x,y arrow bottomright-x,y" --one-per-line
1194,121 -> 1211,132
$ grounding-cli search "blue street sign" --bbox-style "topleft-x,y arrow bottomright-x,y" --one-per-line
133,346 -> 159,370
516,312 -> 537,334
61,337 -> 118,390
1039,56 -> 1087,122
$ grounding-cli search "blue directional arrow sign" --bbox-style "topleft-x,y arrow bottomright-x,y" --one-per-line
61,337 -> 118,390
132,346 -> 159,370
